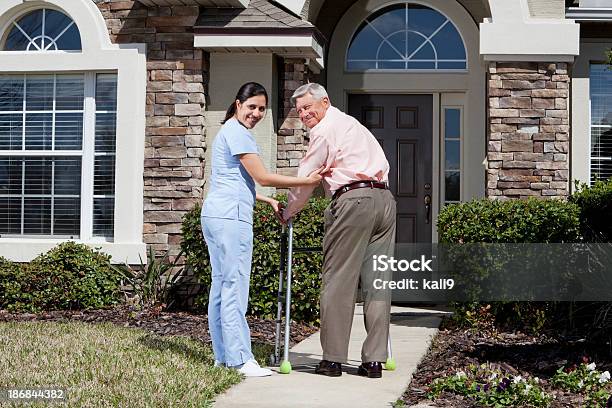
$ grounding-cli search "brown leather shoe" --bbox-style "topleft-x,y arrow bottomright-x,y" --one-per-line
357,362 -> 382,378
315,360 -> 342,377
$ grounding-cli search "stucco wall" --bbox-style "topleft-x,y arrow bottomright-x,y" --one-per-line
205,53 -> 278,196
526,0 -> 565,19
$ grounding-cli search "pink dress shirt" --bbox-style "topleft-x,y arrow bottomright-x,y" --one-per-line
283,105 -> 390,220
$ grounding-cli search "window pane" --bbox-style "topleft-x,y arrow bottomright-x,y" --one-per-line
0,114 -> 23,150
432,22 -> 466,60
54,24 -> 81,51
25,113 -> 52,150
26,76 -> 54,111
53,198 -> 80,236
95,113 -> 116,152
24,157 -> 52,195
0,197 -> 21,235
23,197 -> 51,235
4,27 -> 29,51
44,9 -> 73,40
0,157 -> 22,195
94,156 -> 115,196
589,64 -> 612,184
54,158 -> 81,195
96,74 -> 117,111
408,4 -> 447,37
368,5 -> 405,39
347,23 -> 380,61
56,75 -> 84,110
93,198 -> 114,237
55,113 -> 83,150
0,76 -> 24,111
445,171 -> 460,202
445,140 -> 460,171
445,109 -> 461,139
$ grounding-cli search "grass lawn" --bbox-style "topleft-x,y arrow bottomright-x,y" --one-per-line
0,321 -> 270,407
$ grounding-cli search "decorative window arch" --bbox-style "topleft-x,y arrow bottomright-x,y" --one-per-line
3,8 -> 81,51
347,2 -> 467,71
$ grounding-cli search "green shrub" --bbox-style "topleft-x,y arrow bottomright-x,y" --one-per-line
437,198 -> 581,332
437,197 -> 581,244
0,242 -> 123,312
570,179 -> 612,242
181,196 -> 328,324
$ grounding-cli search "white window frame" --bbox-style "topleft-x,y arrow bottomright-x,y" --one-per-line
0,0 -> 146,263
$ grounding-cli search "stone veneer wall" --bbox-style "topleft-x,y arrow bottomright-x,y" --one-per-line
277,58 -> 318,176
94,0 -> 207,257
487,62 -> 570,199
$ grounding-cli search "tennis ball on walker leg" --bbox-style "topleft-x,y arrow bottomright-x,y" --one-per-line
385,358 -> 396,371
280,360 -> 292,374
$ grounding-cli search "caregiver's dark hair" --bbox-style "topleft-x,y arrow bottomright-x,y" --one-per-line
222,82 -> 269,124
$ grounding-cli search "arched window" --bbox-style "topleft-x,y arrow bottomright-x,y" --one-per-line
3,8 -> 81,51
347,3 -> 466,71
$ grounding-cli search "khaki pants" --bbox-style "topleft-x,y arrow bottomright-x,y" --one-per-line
320,188 -> 396,363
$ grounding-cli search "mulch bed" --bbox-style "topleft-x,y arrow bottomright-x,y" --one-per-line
403,319 -> 612,407
0,305 -> 318,348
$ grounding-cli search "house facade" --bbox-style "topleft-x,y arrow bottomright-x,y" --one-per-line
0,0 -> 609,262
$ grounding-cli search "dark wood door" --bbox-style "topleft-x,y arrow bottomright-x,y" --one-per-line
348,94 -> 433,243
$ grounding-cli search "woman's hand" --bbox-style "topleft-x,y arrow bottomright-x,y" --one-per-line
268,199 -> 286,224
306,166 -> 325,185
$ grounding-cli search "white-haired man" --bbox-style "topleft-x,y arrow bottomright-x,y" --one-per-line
282,83 -> 396,378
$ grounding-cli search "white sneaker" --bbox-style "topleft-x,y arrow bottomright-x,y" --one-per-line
236,359 -> 273,377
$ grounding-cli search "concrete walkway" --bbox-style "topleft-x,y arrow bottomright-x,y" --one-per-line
213,305 -> 450,408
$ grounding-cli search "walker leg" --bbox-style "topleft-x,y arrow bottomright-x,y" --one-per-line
385,333 -> 396,371
280,220 -> 293,374
271,226 -> 287,366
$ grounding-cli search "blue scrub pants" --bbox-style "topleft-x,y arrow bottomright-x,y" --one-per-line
201,216 -> 254,366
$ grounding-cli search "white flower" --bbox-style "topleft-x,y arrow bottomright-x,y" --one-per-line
534,377 -> 540,383
513,375 -> 523,384
598,371 -> 610,384
456,371 -> 466,379
523,384 -> 532,395
489,373 -> 498,381
586,362 -> 597,371
577,380 -> 584,388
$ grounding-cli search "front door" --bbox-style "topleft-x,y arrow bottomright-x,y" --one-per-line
348,94 -> 433,243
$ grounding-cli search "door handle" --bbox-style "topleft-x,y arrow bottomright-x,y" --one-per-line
424,194 -> 431,224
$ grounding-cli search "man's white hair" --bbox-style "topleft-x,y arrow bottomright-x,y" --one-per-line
291,83 -> 329,105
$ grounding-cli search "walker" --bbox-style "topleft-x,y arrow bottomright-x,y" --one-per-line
270,220 -> 396,374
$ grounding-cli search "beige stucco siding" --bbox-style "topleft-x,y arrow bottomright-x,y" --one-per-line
527,0 -> 565,19
205,53 -> 278,196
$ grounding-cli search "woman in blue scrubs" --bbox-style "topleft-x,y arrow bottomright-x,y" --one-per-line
201,82 -> 321,377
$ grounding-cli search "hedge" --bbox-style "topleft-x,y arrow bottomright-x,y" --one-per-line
570,178 -> 612,242
437,197 -> 582,332
181,196 -> 329,325
437,197 -> 581,244
0,242 -> 123,313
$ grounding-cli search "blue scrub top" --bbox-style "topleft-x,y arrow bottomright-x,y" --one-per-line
202,117 -> 259,224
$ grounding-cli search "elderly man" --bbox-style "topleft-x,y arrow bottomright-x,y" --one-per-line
282,83 -> 396,378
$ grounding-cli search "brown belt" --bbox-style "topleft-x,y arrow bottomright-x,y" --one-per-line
332,180 -> 388,200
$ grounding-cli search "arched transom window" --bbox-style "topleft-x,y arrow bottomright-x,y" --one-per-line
3,8 -> 81,51
347,3 -> 466,71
